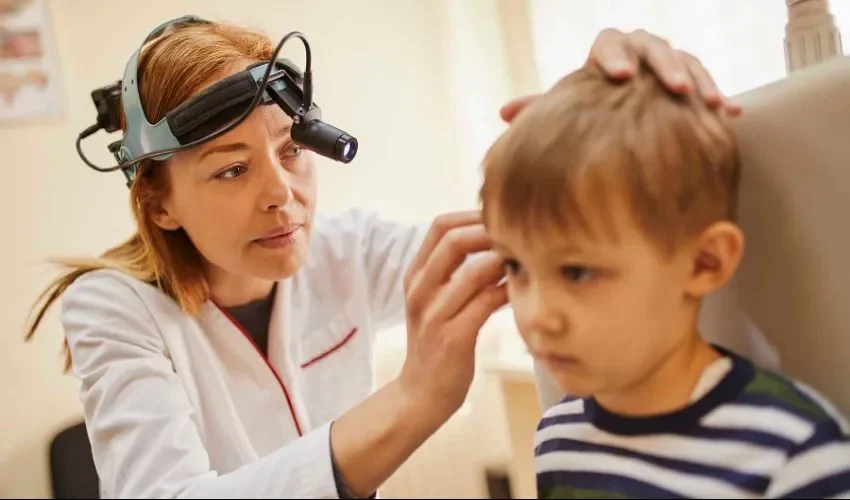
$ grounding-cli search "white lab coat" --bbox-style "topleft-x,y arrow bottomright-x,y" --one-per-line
60,207 -> 782,499
60,209 -> 426,499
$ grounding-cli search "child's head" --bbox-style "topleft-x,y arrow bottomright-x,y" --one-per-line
481,63 -> 743,397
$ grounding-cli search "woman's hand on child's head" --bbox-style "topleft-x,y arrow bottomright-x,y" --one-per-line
585,28 -> 742,115
500,28 -> 742,124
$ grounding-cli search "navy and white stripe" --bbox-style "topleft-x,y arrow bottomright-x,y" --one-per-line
535,350 -> 850,499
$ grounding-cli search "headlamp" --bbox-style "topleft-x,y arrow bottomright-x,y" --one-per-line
76,15 -> 358,187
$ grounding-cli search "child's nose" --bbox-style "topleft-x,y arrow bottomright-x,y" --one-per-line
524,290 -> 566,335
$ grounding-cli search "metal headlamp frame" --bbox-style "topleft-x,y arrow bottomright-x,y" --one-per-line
76,15 -> 357,187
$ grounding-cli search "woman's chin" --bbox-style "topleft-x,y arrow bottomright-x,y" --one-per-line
254,252 -> 306,281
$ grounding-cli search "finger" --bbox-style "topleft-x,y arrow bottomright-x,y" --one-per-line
452,283 -> 509,350
684,53 -> 721,107
404,211 -> 481,291
586,28 -> 636,80
426,250 -> 506,322
682,54 -> 743,117
629,29 -> 693,94
724,101 -> 743,117
500,94 -> 539,123
406,224 -> 493,311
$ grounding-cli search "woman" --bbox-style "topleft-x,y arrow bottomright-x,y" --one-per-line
27,19 -> 740,499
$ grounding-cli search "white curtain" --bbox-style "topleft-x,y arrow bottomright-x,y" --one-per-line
528,0 -> 850,98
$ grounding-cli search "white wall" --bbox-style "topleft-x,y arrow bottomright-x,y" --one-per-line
529,0 -> 850,96
0,0 -> 523,496
530,0 -> 791,96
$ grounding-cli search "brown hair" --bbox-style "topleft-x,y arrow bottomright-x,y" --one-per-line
480,62 -> 739,253
26,21 -> 275,369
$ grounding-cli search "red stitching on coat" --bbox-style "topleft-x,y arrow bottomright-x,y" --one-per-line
300,327 -> 359,369
214,303 -> 303,437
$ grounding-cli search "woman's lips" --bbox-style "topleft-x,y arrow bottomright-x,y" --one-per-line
254,225 -> 302,249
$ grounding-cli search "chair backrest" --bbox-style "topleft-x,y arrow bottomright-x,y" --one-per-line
717,54 -> 850,415
49,421 -> 99,499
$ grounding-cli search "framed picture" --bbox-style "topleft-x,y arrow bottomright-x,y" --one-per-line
0,0 -> 62,123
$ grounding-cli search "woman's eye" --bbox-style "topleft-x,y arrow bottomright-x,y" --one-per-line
282,144 -> 303,159
215,165 -> 246,180
562,266 -> 594,284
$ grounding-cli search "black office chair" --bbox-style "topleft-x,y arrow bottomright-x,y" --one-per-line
49,421 -> 100,499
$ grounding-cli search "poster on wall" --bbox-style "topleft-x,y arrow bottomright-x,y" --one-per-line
0,0 -> 62,123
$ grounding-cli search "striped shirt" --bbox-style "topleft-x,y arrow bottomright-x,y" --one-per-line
535,347 -> 850,498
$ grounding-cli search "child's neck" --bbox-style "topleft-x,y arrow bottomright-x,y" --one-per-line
594,333 -> 722,417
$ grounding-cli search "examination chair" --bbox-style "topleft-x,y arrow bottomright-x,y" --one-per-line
728,53 -> 850,415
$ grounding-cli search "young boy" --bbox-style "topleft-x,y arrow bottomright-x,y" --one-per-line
480,63 -> 850,499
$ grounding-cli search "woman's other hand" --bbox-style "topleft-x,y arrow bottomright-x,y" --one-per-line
500,28 -> 742,123
400,211 -> 508,417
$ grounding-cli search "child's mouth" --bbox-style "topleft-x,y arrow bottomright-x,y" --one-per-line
538,351 -> 580,369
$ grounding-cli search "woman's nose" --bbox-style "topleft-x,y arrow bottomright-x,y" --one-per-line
258,160 -> 294,211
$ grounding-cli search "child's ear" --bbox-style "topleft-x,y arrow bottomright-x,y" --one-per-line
150,201 -> 182,231
684,221 -> 744,299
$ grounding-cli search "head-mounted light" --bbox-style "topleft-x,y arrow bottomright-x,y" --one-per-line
76,15 -> 358,187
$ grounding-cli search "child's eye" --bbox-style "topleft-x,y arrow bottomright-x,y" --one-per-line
215,164 -> 247,180
503,258 -> 522,275
562,266 -> 594,284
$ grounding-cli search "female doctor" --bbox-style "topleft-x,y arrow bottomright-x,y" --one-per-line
27,19 -> 741,499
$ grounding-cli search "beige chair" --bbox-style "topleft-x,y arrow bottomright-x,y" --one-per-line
533,55 -> 850,417
728,54 -> 850,415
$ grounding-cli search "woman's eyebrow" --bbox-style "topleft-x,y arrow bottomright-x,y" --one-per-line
198,142 -> 249,161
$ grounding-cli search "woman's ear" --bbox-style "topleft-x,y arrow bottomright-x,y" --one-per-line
151,200 -> 182,231
684,221 -> 745,299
